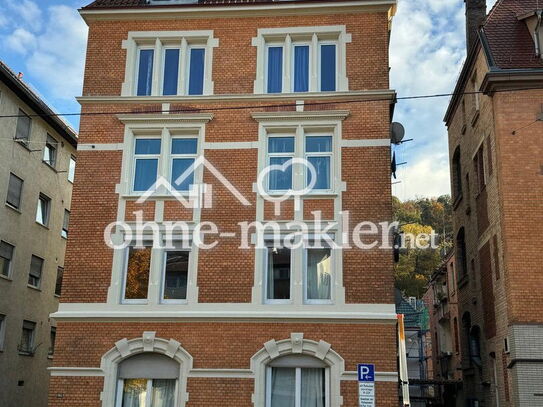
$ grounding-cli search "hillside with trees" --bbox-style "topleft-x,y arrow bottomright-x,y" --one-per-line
393,195 -> 453,298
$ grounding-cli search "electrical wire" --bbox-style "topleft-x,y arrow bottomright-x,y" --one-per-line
0,86 -> 542,120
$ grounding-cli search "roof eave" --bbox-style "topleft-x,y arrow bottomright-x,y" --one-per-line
0,64 -> 78,147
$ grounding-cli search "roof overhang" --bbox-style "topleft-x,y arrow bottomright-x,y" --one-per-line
80,0 -> 397,23
480,68 -> 543,94
0,62 -> 78,147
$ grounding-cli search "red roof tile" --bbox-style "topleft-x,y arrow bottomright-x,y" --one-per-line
482,0 -> 543,69
83,0 -> 353,8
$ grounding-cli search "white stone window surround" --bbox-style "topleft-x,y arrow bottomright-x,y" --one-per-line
112,233 -> 199,307
117,114 -> 211,198
101,332 -> 193,407
121,31 -> 219,97
259,234 -> 339,306
252,25 -> 351,94
251,334 -> 344,407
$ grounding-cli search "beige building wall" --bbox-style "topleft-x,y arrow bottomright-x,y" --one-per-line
0,80 -> 76,407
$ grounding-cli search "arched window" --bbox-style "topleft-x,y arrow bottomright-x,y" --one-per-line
452,147 -> 463,202
266,354 -> 329,407
116,353 -> 179,407
456,228 -> 468,280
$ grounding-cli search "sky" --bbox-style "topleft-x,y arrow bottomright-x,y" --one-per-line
0,0 -> 498,201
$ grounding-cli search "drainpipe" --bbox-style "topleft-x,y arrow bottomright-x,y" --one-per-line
535,10 -> 542,57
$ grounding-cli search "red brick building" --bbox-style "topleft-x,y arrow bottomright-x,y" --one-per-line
445,0 -> 543,406
50,1 -> 400,406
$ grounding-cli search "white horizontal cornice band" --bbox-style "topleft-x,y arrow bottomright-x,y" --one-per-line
76,90 -> 396,105
117,113 -> 214,124
341,139 -> 390,147
252,110 -> 350,122
80,1 -> 397,22
51,303 -> 397,322
49,367 -> 398,381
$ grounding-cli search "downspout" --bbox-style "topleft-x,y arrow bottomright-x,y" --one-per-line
535,10 -> 542,57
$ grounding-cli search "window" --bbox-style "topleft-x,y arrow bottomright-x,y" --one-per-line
36,193 -> 51,226
133,138 -> 161,192
305,135 -> 332,190
62,210 -> 70,238
19,320 -> 36,355
266,133 -> 334,193
0,314 -> 5,351
474,144 -> 486,193
0,241 -> 15,278
254,26 -> 349,94
268,136 -> 295,191
452,147 -> 462,202
43,134 -> 58,167
55,266 -> 64,296
125,31 -> 216,97
28,255 -> 43,288
6,173 -> 23,209
266,246 -> 291,303
456,228 -> 467,281
170,138 -> 198,191
123,246 -> 152,303
137,48 -> 154,96
15,109 -> 31,143
469,326 -> 482,368
266,355 -> 329,407
471,71 -> 480,112
305,247 -> 332,303
49,327 -> 56,356
188,47 -> 205,95
162,251 -> 189,302
68,156 -> 76,183
116,353 -> 179,407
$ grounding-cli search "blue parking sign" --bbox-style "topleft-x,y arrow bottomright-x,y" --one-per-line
357,364 -> 375,382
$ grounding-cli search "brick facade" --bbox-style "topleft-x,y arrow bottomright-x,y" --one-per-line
51,1 -> 400,406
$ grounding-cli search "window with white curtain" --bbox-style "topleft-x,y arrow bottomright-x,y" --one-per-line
305,247 -> 332,303
254,26 -> 350,94
266,355 -> 329,407
116,353 -> 179,407
265,245 -> 291,303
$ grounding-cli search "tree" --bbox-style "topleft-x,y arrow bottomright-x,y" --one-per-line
393,195 -> 452,298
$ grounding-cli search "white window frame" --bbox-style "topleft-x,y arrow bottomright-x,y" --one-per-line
122,31 -> 218,97
290,41 -> 312,93
267,134 -> 296,193
160,249 -> 190,305
264,244 -> 293,305
169,136 -> 199,191
68,155 -> 76,183
317,41 -> 339,92
303,245 -> 334,305
265,365 -> 330,407
253,25 -> 350,94
121,245 -> 153,305
115,378 -> 179,407
135,45 -> 157,97
264,42 -> 286,94
0,240 -> 15,279
132,136 -> 163,193
36,193 -> 51,226
304,133 -> 334,193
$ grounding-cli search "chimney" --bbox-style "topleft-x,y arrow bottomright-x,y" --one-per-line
465,0 -> 487,53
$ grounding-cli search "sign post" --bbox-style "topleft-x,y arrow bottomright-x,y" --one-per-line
357,363 -> 375,407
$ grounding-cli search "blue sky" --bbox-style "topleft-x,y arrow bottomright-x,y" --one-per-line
0,0 -> 498,200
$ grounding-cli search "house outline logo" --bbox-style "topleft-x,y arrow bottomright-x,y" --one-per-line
136,156 -> 251,209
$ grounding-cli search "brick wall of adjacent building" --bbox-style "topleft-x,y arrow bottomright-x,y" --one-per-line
447,46 -> 543,407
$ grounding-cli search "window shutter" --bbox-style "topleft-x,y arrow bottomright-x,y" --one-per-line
118,353 -> 180,379
0,242 -> 13,260
16,111 -> 31,141
7,174 -> 23,207
30,256 -> 43,278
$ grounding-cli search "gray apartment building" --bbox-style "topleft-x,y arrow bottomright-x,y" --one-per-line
0,61 -> 77,407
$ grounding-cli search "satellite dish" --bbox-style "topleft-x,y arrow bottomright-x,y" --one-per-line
390,122 -> 405,145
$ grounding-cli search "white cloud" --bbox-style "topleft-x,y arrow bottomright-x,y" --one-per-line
5,28 -> 36,55
24,5 -> 88,101
5,0 -> 42,31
